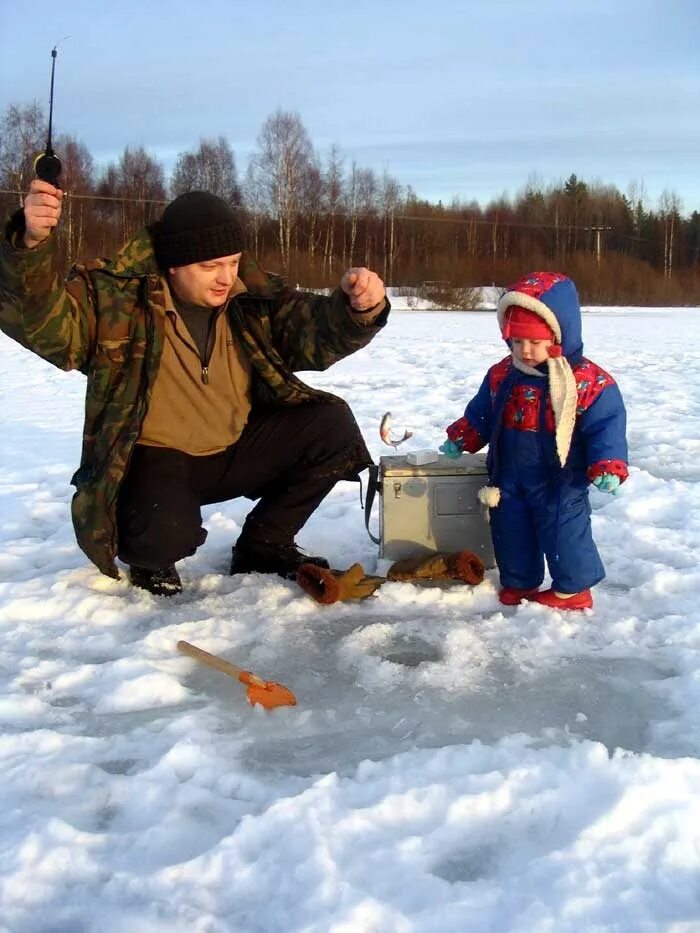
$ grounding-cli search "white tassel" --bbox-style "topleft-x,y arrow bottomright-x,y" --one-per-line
478,485 -> 501,508
547,355 -> 578,466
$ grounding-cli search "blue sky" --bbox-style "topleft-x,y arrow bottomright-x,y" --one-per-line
2,0 -> 699,213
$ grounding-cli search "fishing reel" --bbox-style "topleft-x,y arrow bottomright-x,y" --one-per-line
34,151 -> 61,186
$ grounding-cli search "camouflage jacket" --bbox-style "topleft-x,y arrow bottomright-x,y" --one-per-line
0,217 -> 388,578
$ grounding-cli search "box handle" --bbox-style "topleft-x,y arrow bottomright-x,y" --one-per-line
364,463 -> 381,545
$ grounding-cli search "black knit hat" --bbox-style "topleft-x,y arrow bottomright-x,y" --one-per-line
151,191 -> 245,269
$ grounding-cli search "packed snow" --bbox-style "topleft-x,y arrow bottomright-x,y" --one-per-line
1,306 -> 700,932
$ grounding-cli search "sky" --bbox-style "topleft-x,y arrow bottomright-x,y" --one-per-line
2,304 -> 700,929
1,0 -> 699,213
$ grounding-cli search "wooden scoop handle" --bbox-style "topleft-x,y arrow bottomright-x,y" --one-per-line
177,640 -> 262,685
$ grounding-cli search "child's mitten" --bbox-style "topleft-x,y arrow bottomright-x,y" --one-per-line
439,439 -> 462,459
592,473 -> 621,495
296,563 -> 385,604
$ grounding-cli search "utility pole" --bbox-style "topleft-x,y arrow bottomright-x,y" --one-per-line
584,225 -> 612,267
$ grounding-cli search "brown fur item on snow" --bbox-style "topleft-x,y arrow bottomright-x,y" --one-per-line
445,550 -> 485,585
387,550 -> 485,585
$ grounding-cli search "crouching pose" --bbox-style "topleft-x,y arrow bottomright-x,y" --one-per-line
442,271 -> 628,610
0,181 -> 389,595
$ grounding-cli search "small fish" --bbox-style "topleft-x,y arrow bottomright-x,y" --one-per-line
380,411 -> 413,449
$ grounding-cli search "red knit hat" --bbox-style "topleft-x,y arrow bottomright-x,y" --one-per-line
502,306 -> 555,341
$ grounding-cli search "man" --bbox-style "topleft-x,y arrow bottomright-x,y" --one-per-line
0,180 -> 388,595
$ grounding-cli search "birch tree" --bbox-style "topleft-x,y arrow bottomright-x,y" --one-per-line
322,145 -> 344,276
380,171 -> 402,283
659,190 -> 682,280
247,110 -> 316,269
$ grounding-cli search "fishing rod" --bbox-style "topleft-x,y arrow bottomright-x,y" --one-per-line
34,43 -> 67,186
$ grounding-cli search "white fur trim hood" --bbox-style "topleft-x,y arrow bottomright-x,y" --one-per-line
497,290 -> 577,467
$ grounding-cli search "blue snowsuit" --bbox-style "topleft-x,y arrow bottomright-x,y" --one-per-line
446,275 -> 628,593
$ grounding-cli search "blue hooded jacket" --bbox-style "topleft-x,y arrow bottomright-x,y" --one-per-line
447,271 -> 629,489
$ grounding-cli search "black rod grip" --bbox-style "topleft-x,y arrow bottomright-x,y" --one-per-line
34,152 -> 62,186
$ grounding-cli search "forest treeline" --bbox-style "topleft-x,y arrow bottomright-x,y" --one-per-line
2,102 -> 699,305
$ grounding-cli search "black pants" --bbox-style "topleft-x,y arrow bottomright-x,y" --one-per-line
116,400 -> 369,570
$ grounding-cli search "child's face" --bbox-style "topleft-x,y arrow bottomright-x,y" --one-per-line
511,337 -> 553,366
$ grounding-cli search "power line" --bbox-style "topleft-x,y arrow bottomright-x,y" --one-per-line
0,190 -> 649,242
0,188 -> 169,205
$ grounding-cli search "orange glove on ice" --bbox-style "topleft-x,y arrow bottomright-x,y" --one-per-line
296,562 -> 385,605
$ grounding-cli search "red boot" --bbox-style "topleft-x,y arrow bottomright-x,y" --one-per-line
531,588 -> 593,610
499,587 -> 540,606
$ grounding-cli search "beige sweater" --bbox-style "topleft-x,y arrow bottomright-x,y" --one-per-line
138,280 -> 252,455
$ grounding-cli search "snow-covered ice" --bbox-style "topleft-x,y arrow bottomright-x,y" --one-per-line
1,306 -> 700,932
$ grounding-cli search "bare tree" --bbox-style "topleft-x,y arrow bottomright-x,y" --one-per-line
322,145 -> 344,276
247,110 -> 316,268
659,189 -> 682,280
242,161 -> 269,256
97,146 -> 166,242
627,179 -> 648,236
380,171 -> 402,283
0,102 -> 47,200
357,167 -> 379,267
171,137 -> 241,205
344,161 -> 360,268
299,157 -> 323,268
54,134 -> 94,261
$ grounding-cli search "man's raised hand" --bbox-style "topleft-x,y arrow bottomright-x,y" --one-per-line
23,179 -> 63,248
340,267 -> 385,311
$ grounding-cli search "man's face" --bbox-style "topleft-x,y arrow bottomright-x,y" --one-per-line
168,253 -> 242,308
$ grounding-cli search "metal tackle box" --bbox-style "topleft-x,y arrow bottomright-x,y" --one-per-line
366,453 -> 495,566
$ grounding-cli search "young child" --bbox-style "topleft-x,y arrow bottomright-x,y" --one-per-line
441,271 -> 628,610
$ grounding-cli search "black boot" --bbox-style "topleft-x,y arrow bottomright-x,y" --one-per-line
130,564 -> 183,596
230,540 -> 330,580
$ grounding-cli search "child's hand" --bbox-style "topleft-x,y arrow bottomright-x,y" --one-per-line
439,439 -> 462,459
592,473 -> 620,495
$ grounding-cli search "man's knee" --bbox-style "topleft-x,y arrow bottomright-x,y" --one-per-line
117,499 -> 206,568
304,400 -> 363,456
116,460 -> 206,568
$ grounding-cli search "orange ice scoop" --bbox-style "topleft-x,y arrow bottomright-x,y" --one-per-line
177,640 -> 297,710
